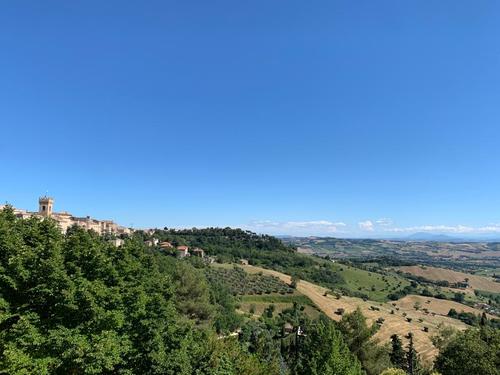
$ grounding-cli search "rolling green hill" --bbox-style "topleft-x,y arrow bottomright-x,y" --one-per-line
286,236 -> 500,272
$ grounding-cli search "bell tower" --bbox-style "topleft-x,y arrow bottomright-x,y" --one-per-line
39,196 -> 54,217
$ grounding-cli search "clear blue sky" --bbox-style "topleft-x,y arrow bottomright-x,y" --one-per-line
1,1 -> 500,237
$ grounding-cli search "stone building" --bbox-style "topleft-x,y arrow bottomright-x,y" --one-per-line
176,245 -> 190,258
145,238 -> 159,247
159,241 -> 174,250
109,238 -> 125,247
192,248 -> 205,258
0,196 -> 132,236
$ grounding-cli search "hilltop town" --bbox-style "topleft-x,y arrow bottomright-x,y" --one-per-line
0,197 -> 214,258
0,196 -> 132,236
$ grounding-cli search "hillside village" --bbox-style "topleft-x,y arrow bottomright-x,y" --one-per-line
1,197 -> 213,260
1,196 -> 132,236
147,238 -> 209,260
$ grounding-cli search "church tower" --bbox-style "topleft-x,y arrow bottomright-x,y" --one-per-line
39,196 -> 54,217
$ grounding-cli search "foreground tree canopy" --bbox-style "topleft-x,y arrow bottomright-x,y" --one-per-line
434,327 -> 500,375
0,208 -> 362,374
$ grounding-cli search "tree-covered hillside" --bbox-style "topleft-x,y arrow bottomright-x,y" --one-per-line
143,227 -> 295,261
145,228 -> 413,302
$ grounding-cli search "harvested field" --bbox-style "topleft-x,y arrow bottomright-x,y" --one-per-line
297,246 -> 314,254
398,265 -> 500,293
242,264 -> 468,363
395,295 -> 495,319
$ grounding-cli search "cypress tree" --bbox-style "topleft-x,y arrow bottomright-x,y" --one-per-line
406,333 -> 421,375
389,334 -> 406,370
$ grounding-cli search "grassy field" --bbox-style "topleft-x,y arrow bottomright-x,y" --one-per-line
394,295 -> 496,319
210,262 -> 236,269
398,265 -> 500,293
330,263 -> 411,302
475,267 -> 500,277
242,264 -> 470,363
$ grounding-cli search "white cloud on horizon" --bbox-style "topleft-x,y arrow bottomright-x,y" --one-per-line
375,218 -> 393,226
243,218 -> 500,237
386,224 -> 500,234
245,220 -> 346,235
358,220 -> 374,231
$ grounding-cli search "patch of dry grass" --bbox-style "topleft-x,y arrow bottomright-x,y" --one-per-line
242,264 -> 469,363
398,265 -> 500,293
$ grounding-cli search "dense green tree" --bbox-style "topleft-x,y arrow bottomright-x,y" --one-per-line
452,292 -> 465,303
173,261 -> 214,322
0,209 -> 287,374
264,304 -> 275,319
390,334 -> 406,370
406,333 -> 418,375
480,312 -> 488,326
208,281 -> 242,334
292,316 -> 362,375
431,325 -> 458,351
434,327 -> 500,375
337,307 -> 390,375
361,342 -> 392,375
337,308 -> 378,357
194,334 -> 280,375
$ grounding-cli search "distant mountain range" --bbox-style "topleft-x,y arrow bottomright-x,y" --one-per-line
397,232 -> 500,242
